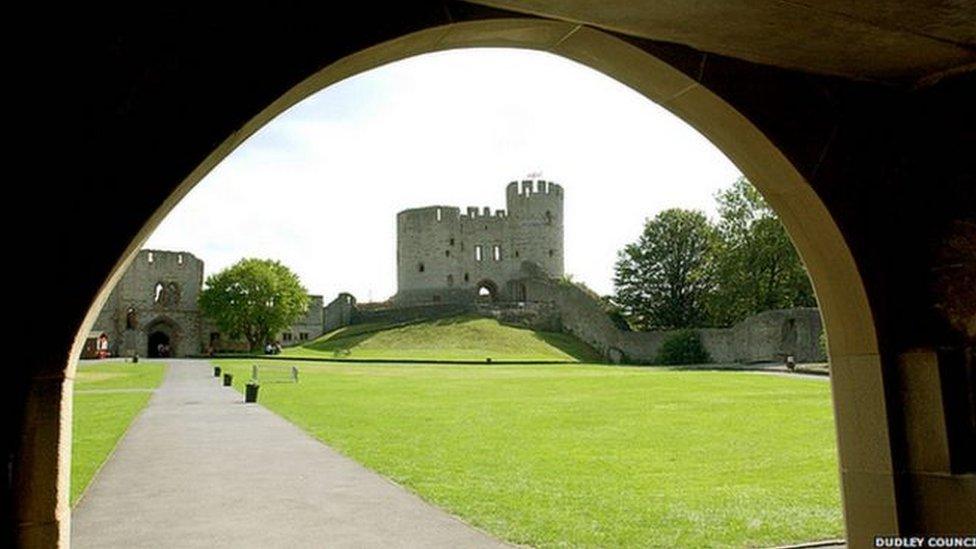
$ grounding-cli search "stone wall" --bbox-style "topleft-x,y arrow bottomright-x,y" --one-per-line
92,249 -> 327,357
93,249 -> 204,358
522,276 -> 825,364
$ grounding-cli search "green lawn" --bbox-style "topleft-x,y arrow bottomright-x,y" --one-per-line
71,362 -> 166,505
218,359 -> 842,547
283,315 -> 602,362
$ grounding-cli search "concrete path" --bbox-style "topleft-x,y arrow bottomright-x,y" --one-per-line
71,359 -> 508,548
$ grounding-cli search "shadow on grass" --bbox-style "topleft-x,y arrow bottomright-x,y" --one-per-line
532,331 -> 603,362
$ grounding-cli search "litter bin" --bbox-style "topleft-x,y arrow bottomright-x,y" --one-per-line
245,383 -> 260,403
213,366 -> 221,377
223,373 -> 233,386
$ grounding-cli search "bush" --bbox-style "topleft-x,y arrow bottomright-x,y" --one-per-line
656,330 -> 710,365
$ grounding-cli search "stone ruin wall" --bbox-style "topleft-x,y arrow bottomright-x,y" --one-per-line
394,180 -> 564,304
91,249 -> 325,357
521,277 -> 826,364
92,249 -> 204,358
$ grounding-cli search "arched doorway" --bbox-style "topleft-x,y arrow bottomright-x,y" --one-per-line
144,318 -> 180,358
476,279 -> 499,302
26,14 -> 953,547
147,331 -> 170,358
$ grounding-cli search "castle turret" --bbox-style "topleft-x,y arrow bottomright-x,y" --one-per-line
505,179 -> 564,278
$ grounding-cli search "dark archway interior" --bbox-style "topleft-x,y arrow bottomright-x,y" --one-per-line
147,331 -> 170,358
476,280 -> 498,302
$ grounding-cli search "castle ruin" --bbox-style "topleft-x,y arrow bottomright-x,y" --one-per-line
394,179 -> 563,304
91,250 -> 323,358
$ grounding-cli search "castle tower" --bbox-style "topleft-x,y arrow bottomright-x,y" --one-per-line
393,180 -> 564,305
505,179 -> 564,278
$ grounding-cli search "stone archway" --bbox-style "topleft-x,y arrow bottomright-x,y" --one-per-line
146,331 -> 170,358
476,279 -> 499,302
144,317 -> 181,358
20,9 -> 975,546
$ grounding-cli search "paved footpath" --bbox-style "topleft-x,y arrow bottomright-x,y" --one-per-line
72,359 -> 508,549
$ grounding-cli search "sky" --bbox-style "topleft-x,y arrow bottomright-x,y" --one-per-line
145,48 -> 741,302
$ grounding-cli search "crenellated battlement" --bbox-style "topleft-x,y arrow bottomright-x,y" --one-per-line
506,179 -> 563,198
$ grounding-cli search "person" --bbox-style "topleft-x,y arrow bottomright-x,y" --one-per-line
265,342 -> 273,355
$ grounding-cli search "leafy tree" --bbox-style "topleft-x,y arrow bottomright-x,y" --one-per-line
612,209 -> 717,330
708,177 -> 815,325
198,258 -> 310,351
656,329 -> 710,365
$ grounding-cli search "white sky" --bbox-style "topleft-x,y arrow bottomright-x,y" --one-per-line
145,48 -> 740,301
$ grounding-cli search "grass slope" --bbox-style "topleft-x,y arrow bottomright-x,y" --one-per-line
72,362 -> 166,505
218,359 -> 842,548
285,315 -> 602,362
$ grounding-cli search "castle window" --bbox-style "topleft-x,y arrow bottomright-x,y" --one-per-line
147,252 -> 154,264
545,211 -> 553,225
449,237 -> 455,246
153,282 -> 164,303
492,245 -> 501,261
126,307 -> 137,329
299,332 -> 309,341
464,272 -> 470,283
447,275 -> 454,286
515,250 -> 520,258
549,249 -> 555,257
177,253 -> 184,265
282,332 -> 293,342
445,250 -> 450,257
432,295 -> 442,302
418,262 -> 425,272
475,245 -> 483,262
436,208 -> 442,222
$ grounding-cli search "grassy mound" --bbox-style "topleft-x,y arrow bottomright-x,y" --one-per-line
284,315 -> 602,362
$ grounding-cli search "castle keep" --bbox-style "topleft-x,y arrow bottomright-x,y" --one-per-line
395,179 -> 563,304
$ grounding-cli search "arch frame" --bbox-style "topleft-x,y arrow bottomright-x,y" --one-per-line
59,18 -> 893,545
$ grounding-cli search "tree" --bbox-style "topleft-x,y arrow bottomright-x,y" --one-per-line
612,209 -> 717,330
708,177 -> 815,325
198,258 -> 310,351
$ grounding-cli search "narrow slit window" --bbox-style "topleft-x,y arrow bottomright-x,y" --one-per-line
475,245 -> 483,262
418,262 -> 425,272
492,245 -> 501,261
436,208 -> 442,221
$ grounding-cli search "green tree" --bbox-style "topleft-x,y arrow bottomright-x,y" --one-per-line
708,177 -> 815,325
612,209 -> 717,330
198,258 -> 310,351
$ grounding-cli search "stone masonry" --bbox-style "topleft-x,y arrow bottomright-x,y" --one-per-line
91,250 -> 323,357
394,179 -> 563,304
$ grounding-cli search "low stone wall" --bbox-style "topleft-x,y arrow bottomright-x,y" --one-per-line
476,301 -> 561,332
